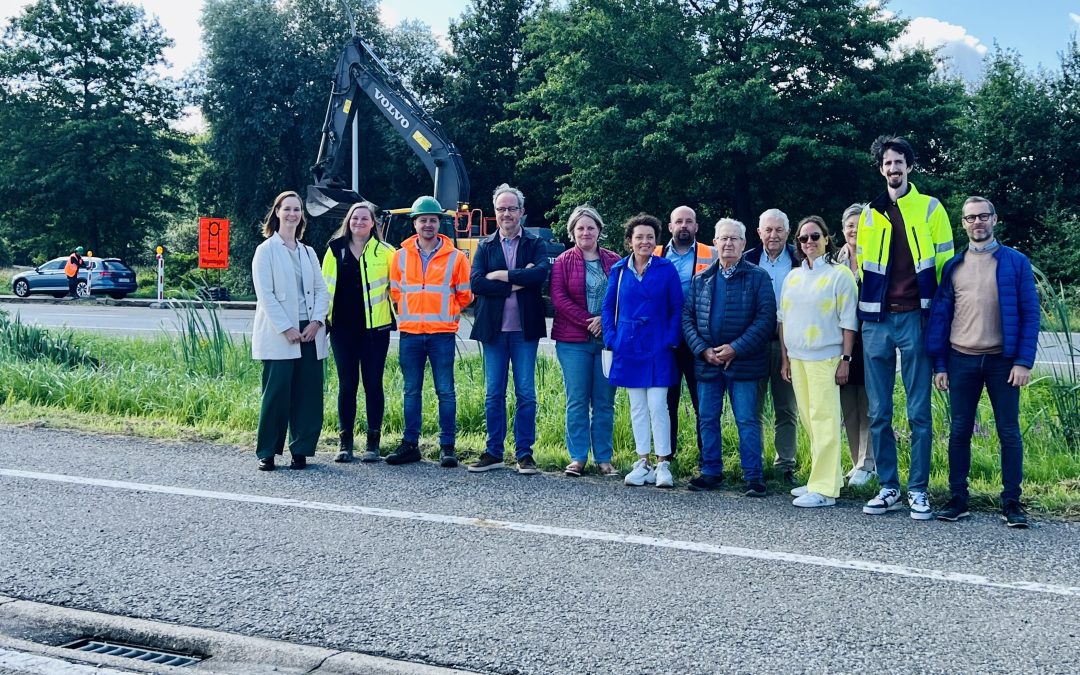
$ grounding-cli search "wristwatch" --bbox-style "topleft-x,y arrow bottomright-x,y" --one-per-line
840,354 -> 853,362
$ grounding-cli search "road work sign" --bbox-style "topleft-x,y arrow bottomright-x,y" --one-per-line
198,218 -> 230,269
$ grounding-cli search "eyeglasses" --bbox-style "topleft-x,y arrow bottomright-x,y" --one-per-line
716,236 -> 743,243
962,213 -> 994,224
797,232 -> 822,244
494,206 -> 521,214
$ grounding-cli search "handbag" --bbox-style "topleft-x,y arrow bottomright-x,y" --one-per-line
601,267 -> 624,378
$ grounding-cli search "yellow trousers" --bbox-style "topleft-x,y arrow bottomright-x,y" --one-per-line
790,357 -> 844,498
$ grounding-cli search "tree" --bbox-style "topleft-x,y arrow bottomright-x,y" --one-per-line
506,0 -> 962,245
438,0 -> 546,220
0,0 -> 187,263
953,49 -> 1063,250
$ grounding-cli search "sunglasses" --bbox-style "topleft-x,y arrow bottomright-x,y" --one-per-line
797,232 -> 822,244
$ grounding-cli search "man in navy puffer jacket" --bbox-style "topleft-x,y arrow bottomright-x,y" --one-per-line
926,196 -> 1039,528
682,218 -> 776,496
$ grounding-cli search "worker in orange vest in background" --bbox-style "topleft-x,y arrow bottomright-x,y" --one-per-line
64,246 -> 86,299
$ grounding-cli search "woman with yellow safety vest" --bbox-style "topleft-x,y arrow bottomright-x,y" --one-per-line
321,201 -> 396,463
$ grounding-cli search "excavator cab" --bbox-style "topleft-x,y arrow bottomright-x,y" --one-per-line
379,207 -> 487,261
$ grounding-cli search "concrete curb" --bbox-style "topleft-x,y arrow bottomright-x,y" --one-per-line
0,596 -> 473,674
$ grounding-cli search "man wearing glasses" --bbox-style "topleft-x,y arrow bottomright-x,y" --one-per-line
683,218 -> 775,496
856,135 -> 954,521
468,183 -> 551,474
926,197 -> 1038,528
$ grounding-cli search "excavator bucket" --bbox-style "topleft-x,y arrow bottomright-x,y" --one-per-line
305,185 -> 366,221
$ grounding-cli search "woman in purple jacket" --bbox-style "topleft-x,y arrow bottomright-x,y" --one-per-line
551,206 -> 622,477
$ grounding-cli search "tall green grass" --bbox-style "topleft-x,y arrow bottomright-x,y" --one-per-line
0,312 -> 1077,516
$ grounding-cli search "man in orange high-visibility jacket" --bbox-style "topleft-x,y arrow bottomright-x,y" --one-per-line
654,205 -> 716,462
64,246 -> 86,298
386,196 -> 473,468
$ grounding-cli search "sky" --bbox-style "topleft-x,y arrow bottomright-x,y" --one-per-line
1,0 -> 1078,114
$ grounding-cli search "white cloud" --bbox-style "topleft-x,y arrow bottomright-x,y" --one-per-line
1070,12 -> 1080,27
379,4 -> 400,27
894,16 -> 988,81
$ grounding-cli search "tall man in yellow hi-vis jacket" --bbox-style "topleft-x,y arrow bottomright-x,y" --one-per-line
857,135 -> 954,522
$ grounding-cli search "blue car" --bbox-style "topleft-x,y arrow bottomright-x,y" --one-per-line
11,256 -> 138,299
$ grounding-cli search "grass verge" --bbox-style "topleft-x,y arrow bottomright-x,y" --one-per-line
0,311 -> 1077,519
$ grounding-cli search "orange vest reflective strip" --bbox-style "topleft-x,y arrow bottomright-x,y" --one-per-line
390,243 -> 471,333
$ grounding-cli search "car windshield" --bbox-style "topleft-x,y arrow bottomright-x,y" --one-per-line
101,261 -> 131,272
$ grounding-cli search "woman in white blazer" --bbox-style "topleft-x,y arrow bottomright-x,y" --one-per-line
252,191 -> 330,471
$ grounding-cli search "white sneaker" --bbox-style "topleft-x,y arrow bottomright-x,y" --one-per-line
792,492 -> 836,508
847,469 -> 875,487
790,485 -> 808,497
908,491 -> 933,520
863,488 -> 903,515
624,458 -> 654,487
654,460 -> 673,488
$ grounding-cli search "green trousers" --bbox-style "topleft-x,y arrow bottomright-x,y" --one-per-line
256,334 -> 323,459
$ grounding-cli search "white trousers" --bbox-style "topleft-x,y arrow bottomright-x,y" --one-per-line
627,387 -> 671,459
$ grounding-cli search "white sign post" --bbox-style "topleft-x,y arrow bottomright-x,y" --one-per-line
156,245 -> 165,302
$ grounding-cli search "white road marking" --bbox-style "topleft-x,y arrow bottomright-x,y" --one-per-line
3,468 -> 1078,599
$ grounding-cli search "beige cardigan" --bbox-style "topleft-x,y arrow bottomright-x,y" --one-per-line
251,232 -> 330,360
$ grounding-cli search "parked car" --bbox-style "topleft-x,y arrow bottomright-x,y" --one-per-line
11,257 -> 138,299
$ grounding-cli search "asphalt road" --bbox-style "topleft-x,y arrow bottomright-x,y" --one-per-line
1,427 -> 1078,674
0,301 -> 556,354
1,300 -> 1075,368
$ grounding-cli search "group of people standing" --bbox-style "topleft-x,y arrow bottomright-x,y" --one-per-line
250,134 -> 1039,528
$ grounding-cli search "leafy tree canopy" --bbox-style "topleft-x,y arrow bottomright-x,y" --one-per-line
0,0 -> 187,263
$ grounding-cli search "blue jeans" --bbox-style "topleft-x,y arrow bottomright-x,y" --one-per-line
862,312 -> 933,492
556,341 -> 615,463
481,332 -> 539,460
399,332 -> 456,446
946,350 -> 1023,503
697,374 -> 763,482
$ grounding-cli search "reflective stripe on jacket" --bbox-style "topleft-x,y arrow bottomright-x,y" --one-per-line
389,234 -> 473,334
855,183 -> 954,321
321,236 -> 395,329
654,241 -> 717,276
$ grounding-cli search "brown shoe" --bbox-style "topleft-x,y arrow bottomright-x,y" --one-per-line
517,455 -> 539,475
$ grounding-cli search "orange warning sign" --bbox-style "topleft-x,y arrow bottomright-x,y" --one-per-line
198,217 -> 230,269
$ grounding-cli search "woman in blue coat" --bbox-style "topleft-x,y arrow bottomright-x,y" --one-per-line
602,213 -> 684,488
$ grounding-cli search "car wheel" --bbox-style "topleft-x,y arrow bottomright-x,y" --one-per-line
109,293 -> 127,300
13,279 -> 30,297
76,280 -> 89,298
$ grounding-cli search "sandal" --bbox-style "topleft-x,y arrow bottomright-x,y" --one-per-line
564,461 -> 585,477
598,463 -> 620,477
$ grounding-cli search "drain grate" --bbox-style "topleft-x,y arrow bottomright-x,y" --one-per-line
62,638 -> 204,667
